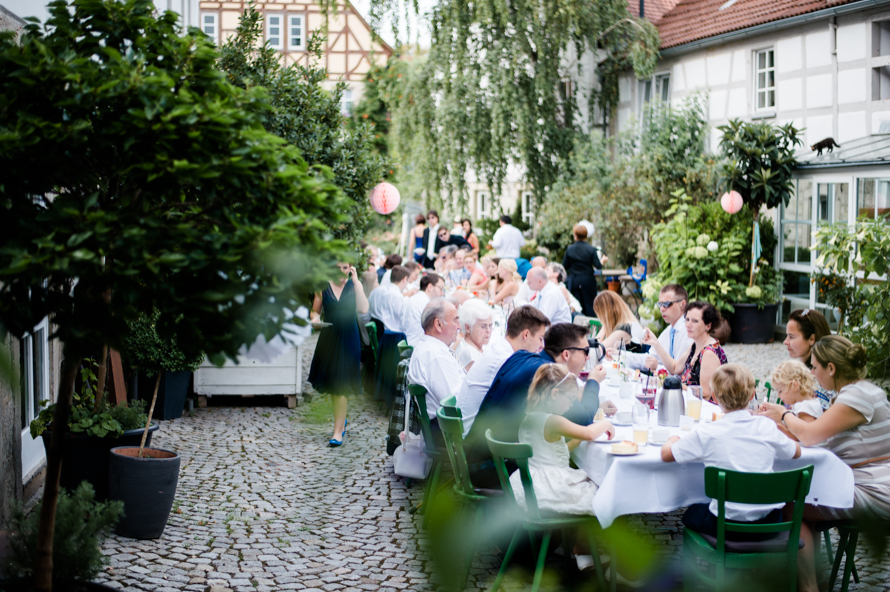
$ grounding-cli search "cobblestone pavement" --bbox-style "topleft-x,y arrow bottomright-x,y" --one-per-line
94,335 -> 889,592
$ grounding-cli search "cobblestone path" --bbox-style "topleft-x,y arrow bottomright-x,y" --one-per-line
94,335 -> 889,591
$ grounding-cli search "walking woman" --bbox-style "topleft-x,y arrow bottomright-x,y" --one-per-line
309,262 -> 369,447
562,224 -> 604,317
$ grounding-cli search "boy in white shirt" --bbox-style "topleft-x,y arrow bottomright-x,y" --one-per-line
661,364 -> 801,541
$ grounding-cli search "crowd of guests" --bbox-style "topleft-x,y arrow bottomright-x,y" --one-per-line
307,219 -> 889,591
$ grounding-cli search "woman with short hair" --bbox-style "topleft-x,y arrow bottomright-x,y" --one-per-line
562,224 -> 604,317
454,299 -> 493,371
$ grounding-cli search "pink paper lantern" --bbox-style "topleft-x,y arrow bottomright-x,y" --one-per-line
721,190 -> 744,214
369,182 -> 400,215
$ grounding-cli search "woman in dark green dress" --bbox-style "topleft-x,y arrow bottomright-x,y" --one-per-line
309,263 -> 369,447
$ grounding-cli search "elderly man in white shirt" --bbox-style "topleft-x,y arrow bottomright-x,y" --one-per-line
526,267 -> 572,324
457,305 -> 551,436
488,215 -> 525,259
515,256 -> 547,302
626,284 -> 693,371
368,265 -> 409,332
408,298 -> 465,420
401,273 -> 445,346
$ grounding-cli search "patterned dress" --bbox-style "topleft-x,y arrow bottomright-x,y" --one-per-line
680,341 -> 728,387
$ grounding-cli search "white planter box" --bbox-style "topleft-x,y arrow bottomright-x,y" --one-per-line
194,345 -> 303,407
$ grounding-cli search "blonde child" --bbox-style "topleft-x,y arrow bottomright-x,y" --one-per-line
768,360 -> 823,422
661,364 -> 801,541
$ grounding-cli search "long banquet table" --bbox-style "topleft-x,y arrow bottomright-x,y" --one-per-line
571,380 -> 855,528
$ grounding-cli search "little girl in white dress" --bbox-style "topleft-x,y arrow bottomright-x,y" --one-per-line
510,363 -> 615,515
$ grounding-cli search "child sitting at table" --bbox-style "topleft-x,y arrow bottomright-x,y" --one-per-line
767,359 -> 823,423
661,364 -> 801,541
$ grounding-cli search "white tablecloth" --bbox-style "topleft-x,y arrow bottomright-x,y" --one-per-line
571,382 -> 855,528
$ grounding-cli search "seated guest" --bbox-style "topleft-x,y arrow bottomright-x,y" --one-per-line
490,258 -> 520,305
594,291 -> 645,352
378,253 -> 402,284
368,265 -> 409,333
408,299 -> 466,423
463,251 -> 489,290
454,299 -> 494,371
458,306 -> 550,437
546,262 -> 582,313
435,245 -> 458,274
662,364 -> 801,541
516,256 -> 547,301
436,225 -> 471,251
624,284 -> 691,372
768,360 -> 824,430
401,273 -> 444,346
784,308 -> 833,409
449,248 -> 472,286
465,323 -> 609,487
644,301 -> 727,402
527,267 -> 571,324
477,256 -> 500,294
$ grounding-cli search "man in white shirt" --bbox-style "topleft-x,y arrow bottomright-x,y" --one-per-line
408,299 -> 465,420
368,265 -> 409,332
488,215 -> 525,259
401,273 -> 444,346
626,284 -> 693,371
526,267 -> 572,324
458,305 -> 551,436
515,256 -> 546,302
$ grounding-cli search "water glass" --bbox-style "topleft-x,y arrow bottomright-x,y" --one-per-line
632,402 -> 649,446
687,385 -> 703,422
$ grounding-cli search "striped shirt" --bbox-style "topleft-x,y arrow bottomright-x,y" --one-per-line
821,380 -> 890,519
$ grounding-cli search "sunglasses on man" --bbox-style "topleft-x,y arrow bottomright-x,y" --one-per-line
563,346 -> 590,355
657,299 -> 683,309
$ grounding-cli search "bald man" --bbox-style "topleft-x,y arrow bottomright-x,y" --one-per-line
516,257 -> 548,302
527,267 -> 572,324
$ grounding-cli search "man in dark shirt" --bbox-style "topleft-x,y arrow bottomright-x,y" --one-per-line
465,323 -> 608,487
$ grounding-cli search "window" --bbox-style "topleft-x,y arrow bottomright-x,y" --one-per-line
755,48 -> 776,110
817,182 -> 849,224
476,191 -> 490,219
340,89 -> 353,117
288,14 -> 305,51
856,178 -> 890,218
521,191 -> 535,226
20,318 -> 49,478
266,14 -> 283,50
637,73 -> 670,121
780,179 -> 813,265
200,12 -> 218,45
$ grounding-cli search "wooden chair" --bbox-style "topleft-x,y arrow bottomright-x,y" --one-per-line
485,429 -> 607,592
436,408 -> 503,589
815,521 -> 860,592
683,465 -> 814,592
407,384 -> 446,529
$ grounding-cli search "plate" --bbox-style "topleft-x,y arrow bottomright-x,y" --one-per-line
648,437 -> 668,446
591,433 -> 615,444
611,419 -> 632,427
311,322 -> 332,330
608,450 -> 641,456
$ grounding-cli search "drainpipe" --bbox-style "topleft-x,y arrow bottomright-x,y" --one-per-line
831,17 -> 839,139
639,0 -> 645,20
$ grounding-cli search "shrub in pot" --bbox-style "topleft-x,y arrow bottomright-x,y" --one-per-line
121,309 -> 204,420
31,358 -> 156,501
2,482 -> 122,591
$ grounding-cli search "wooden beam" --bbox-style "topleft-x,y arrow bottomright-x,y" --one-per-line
108,349 -> 128,406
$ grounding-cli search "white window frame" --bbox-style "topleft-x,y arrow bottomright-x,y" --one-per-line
521,191 -> 535,226
637,72 -> 670,121
200,12 -> 218,45
21,318 -> 50,480
287,14 -> 306,51
340,88 -> 354,116
476,191 -> 491,220
754,48 -> 776,112
266,13 -> 284,50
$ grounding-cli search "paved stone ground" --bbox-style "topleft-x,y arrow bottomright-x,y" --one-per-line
92,335 -> 890,592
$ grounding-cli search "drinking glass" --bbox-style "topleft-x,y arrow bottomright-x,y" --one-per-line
632,402 -> 649,446
635,381 -> 656,410
687,385 -> 703,422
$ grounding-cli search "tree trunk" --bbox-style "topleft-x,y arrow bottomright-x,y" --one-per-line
92,344 -> 108,413
749,210 -> 759,288
139,371 -> 162,458
34,351 -> 82,592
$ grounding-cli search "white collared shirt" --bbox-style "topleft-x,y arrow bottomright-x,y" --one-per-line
427,224 -> 440,257
401,291 -> 431,346
515,279 -> 532,302
531,281 -> 571,324
671,410 -> 798,521
490,224 -> 525,259
456,338 -> 514,436
368,282 -> 405,333
626,315 -> 692,370
408,334 -> 466,419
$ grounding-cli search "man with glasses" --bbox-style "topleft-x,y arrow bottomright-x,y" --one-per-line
401,273 -> 445,346
464,323 -> 611,487
626,284 -> 692,372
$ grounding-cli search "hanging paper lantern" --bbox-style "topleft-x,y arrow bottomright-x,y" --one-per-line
369,182 -> 400,215
721,190 -> 744,214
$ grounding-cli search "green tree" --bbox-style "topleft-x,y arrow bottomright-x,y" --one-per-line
217,4 -> 391,264
0,1 -> 352,588
373,0 -> 659,210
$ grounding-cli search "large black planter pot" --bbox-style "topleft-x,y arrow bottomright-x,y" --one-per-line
727,302 -> 781,344
109,446 -> 180,539
41,423 -> 159,502
137,370 -> 190,420
0,577 -> 121,591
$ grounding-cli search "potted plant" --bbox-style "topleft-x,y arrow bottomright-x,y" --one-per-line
724,258 -> 784,343
31,358 -> 156,502
2,482 -> 122,591
121,308 -> 204,420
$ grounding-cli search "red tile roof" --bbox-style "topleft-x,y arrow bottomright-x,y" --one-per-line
627,0 -> 682,24
655,0 -> 860,49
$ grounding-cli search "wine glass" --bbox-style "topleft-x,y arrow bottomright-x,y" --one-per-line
636,381 -> 656,410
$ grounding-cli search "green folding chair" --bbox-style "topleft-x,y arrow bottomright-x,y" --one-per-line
397,339 -> 414,359
408,384 -> 446,529
815,521 -> 860,592
365,321 -> 379,364
485,429 -> 608,592
436,408 -> 503,589
683,465 -> 814,592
